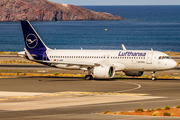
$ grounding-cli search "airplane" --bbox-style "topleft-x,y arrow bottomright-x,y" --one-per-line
18,20 -> 177,81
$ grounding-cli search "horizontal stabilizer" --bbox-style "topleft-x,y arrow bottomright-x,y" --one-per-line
24,48 -> 34,61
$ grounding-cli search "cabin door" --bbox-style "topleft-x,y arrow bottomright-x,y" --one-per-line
102,55 -> 109,65
146,53 -> 153,64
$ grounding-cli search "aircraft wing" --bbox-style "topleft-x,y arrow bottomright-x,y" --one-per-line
44,61 -> 100,67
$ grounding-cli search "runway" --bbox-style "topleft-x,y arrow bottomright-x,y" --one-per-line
0,77 -> 180,120
0,55 -> 180,119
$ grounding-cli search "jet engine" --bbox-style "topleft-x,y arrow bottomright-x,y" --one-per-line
124,71 -> 144,76
93,65 -> 115,79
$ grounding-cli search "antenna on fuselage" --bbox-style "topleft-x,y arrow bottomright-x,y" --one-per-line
151,48 -> 153,51
122,44 -> 127,50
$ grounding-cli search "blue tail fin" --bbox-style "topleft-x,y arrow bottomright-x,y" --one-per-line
21,20 -> 50,61
21,20 -> 49,51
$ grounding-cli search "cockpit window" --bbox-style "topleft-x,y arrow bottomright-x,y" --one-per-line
165,56 -> 171,59
158,56 -> 171,60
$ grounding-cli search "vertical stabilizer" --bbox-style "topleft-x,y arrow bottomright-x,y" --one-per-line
21,20 -> 50,61
21,20 -> 49,51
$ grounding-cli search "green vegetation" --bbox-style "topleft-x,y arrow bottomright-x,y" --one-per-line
152,111 -> 160,116
0,72 -> 86,78
0,60 -> 36,64
156,107 -> 161,110
0,51 -> 18,55
81,74 -> 85,77
103,111 -> 110,114
135,108 -> 144,113
54,72 -> 59,76
145,109 -> 155,112
165,106 -> 170,110
164,51 -> 180,56
146,109 -> 152,112
163,112 -> 171,116
176,105 -> 180,108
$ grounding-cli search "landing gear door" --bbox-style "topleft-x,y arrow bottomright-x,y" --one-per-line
146,53 -> 153,64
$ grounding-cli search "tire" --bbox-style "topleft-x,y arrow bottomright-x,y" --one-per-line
85,75 -> 93,80
152,77 -> 156,81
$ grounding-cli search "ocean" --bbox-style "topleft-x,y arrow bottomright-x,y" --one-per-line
0,6 -> 180,52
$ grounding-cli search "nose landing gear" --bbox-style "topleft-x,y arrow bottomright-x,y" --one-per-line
151,71 -> 156,81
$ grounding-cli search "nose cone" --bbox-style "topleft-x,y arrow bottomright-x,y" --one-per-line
169,60 -> 177,69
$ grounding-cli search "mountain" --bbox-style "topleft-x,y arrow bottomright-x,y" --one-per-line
0,0 -> 124,22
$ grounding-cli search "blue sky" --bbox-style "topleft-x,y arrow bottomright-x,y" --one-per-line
49,0 -> 180,5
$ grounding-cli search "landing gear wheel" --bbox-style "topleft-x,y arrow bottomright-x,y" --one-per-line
85,75 -> 93,80
151,71 -> 156,81
152,77 -> 156,81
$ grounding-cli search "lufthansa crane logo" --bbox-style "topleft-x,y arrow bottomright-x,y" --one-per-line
26,34 -> 38,49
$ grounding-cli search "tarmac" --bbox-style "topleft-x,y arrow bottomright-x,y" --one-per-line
0,77 -> 180,120
0,55 -> 180,119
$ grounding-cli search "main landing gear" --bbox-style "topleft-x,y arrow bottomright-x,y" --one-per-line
85,75 -> 93,80
151,71 -> 156,81
85,67 -> 94,80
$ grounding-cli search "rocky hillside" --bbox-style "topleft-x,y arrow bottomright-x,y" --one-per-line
0,0 -> 124,22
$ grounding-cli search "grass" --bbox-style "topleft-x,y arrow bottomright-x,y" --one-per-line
177,105 -> 180,108
135,108 -> 144,113
102,105 -> 180,117
103,111 -> 110,114
163,112 -> 171,116
0,72 -> 85,77
146,109 -> 152,112
156,107 -> 161,110
0,60 -> 36,64
164,51 -> 180,56
165,106 -> 170,110
54,72 -> 59,76
0,51 -> 18,55
152,111 -> 160,116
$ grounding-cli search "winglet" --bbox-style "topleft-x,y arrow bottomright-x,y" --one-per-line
24,48 -> 34,60
122,44 -> 127,50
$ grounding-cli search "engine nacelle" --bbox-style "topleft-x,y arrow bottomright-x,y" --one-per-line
124,71 -> 144,76
93,65 -> 115,79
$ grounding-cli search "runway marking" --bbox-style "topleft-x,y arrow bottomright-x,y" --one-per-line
132,87 -> 180,91
67,98 -> 180,109
113,81 -> 141,93
58,91 -> 148,96
0,91 -> 148,101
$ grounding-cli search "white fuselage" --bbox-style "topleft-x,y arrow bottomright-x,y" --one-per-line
46,49 -> 177,71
